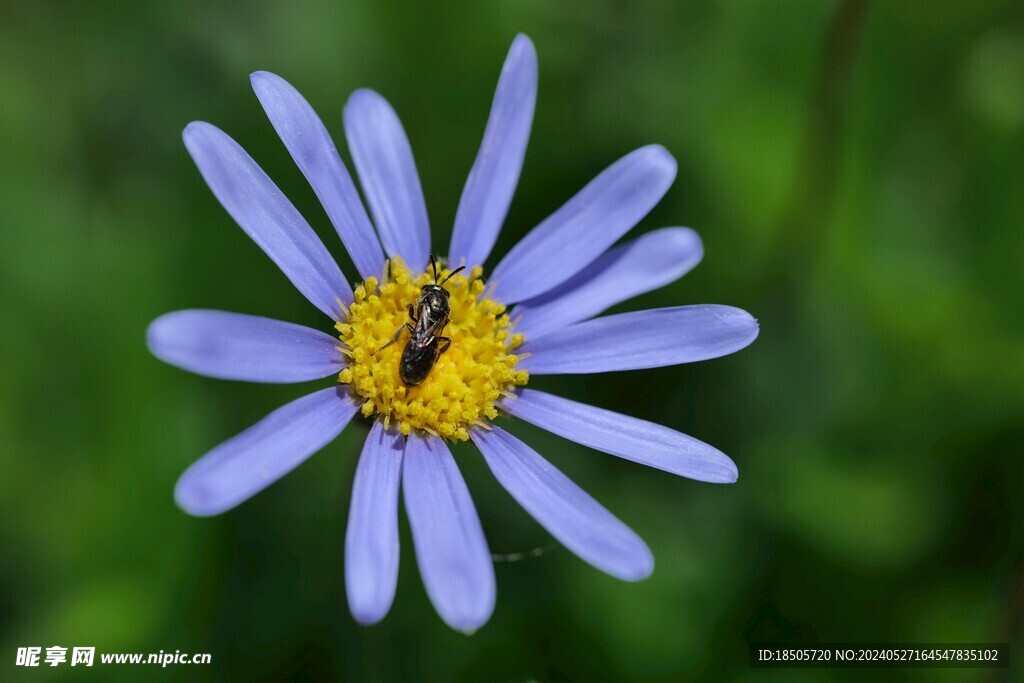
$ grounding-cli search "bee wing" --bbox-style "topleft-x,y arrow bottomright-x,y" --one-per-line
424,316 -> 448,337
416,302 -> 448,336
413,312 -> 432,336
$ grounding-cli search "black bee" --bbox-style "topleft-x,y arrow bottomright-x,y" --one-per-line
373,256 -> 465,386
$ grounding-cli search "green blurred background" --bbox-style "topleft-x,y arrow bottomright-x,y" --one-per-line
2,0 -> 1023,680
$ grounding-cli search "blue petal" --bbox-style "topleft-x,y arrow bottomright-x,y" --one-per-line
345,421 -> 404,625
147,309 -> 344,383
252,72 -> 386,280
343,89 -> 431,273
403,433 -> 495,633
499,389 -> 738,483
514,227 -> 703,340
175,386 -> 358,516
471,426 -> 653,581
448,34 -> 537,269
183,122 -> 352,320
490,145 -> 677,304
519,305 -> 758,374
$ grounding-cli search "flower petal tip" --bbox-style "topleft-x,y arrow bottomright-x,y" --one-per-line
345,87 -> 384,113
719,306 -> 760,350
249,71 -> 289,98
444,610 -> 493,635
144,316 -> 165,358
510,33 -> 538,63
700,449 -> 739,484
249,69 -> 275,85
741,311 -> 760,345
173,477 -> 222,518
719,463 -> 740,485
596,536 -> 654,583
621,551 -> 655,582
672,226 -> 703,252
348,604 -> 388,627
432,591 -> 495,634
144,312 -> 189,367
181,120 -> 215,146
512,32 -> 535,47
641,143 -> 678,181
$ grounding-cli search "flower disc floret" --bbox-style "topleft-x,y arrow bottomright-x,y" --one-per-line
336,257 -> 528,441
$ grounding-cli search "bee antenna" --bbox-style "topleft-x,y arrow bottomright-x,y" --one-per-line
440,265 -> 466,286
430,254 -> 438,283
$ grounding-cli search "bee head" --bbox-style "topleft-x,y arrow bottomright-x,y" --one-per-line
421,283 -> 448,298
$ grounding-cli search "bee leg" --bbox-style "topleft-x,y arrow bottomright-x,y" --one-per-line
438,337 -> 452,355
407,303 -> 418,323
372,323 -> 414,355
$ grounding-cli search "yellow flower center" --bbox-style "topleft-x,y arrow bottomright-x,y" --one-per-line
335,256 -> 528,441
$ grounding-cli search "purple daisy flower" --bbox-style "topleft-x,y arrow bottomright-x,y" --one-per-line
147,34 -> 758,633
